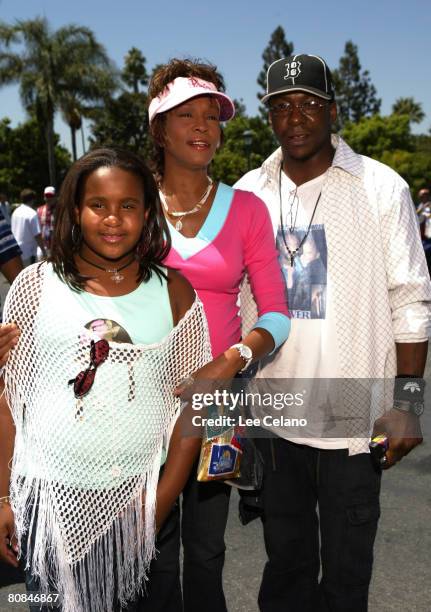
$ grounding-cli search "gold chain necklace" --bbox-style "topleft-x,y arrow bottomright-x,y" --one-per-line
159,178 -> 213,231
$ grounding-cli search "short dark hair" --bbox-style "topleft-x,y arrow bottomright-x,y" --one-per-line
148,58 -> 225,181
50,147 -> 171,291
20,189 -> 36,203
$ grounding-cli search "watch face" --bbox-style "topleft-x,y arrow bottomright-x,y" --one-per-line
241,345 -> 253,360
238,344 -> 253,359
412,403 -> 424,416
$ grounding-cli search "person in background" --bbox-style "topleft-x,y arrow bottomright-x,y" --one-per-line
10,189 -> 46,265
416,188 -> 431,237
415,188 -> 431,274
37,185 -> 57,258
0,193 -> 11,225
0,209 -> 23,321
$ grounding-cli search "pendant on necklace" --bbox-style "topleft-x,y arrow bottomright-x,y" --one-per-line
289,251 -> 298,267
107,269 -> 124,283
175,219 -> 183,231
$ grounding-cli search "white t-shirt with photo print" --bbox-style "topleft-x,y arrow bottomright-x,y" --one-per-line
235,169 -> 348,449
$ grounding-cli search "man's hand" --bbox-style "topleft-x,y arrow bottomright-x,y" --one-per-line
372,408 -> 423,469
0,504 -> 18,567
0,323 -> 20,367
0,255 -> 23,285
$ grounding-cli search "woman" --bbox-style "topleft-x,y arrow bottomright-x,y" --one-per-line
148,59 -> 290,611
0,148 -> 211,612
0,60 -> 291,611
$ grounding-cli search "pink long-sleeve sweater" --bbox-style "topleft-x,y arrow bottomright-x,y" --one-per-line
164,185 -> 288,357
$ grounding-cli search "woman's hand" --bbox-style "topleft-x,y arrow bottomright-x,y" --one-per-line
0,324 -> 20,368
174,349 -> 244,404
0,503 -> 18,567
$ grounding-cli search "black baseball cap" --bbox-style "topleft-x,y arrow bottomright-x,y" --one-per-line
262,54 -> 334,104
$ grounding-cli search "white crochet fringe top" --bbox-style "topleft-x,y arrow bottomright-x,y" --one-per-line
3,262 -> 212,612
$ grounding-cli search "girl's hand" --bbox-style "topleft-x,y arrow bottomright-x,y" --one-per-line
0,324 -> 20,368
0,504 -> 18,567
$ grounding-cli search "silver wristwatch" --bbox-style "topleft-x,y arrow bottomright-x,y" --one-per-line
230,343 -> 253,372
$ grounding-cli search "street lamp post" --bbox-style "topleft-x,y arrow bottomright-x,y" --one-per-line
242,129 -> 254,171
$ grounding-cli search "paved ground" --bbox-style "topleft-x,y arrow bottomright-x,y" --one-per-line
0,275 -> 430,611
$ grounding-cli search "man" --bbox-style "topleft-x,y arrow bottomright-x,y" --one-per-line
416,188 -> 431,232
416,187 -> 430,210
37,185 -> 57,257
0,208 -> 23,324
11,189 -> 46,265
235,54 -> 431,611
416,188 -> 431,273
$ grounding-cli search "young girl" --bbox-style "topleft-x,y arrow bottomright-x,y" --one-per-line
147,59 -> 290,611
0,148 -> 212,612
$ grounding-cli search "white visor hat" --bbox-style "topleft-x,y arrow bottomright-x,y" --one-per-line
148,77 -> 235,124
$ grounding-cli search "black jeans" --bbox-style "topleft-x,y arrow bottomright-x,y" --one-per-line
21,503 -> 182,612
256,438 -> 381,612
181,469 -> 231,612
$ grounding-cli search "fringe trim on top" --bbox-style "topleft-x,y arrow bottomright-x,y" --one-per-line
11,445 -> 162,612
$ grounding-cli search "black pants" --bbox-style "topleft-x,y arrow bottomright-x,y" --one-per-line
181,470 -> 231,612
256,438 -> 381,612
21,503 -> 182,612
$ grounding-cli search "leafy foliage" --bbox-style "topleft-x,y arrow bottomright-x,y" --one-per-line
342,114 -> 412,159
342,113 -> 431,195
392,97 -> 425,124
89,48 -> 150,157
122,47 -> 148,94
212,116 -> 276,185
0,117 -> 71,199
257,27 -> 294,115
380,149 -> 431,196
89,91 -> 150,156
332,41 -> 381,128
0,17 -> 117,177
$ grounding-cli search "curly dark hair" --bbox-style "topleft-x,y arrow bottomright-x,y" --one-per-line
148,58 -> 226,181
50,147 -> 171,291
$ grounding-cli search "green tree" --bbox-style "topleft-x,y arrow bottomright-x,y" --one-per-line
0,17 -> 117,175
342,114 -> 412,159
412,133 -> 431,156
212,115 -> 276,185
122,47 -> 148,94
392,97 -> 425,124
89,48 -> 150,155
0,117 -> 70,198
332,41 -> 381,128
341,113 -> 431,195
233,98 -> 247,117
89,91 -> 149,154
257,26 -> 294,114
60,94 -> 84,162
379,149 -> 431,196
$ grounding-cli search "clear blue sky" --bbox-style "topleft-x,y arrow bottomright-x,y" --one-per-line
1,0 -> 430,157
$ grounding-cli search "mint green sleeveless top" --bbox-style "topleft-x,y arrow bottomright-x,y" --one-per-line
17,264 -> 174,485
70,268 -> 173,345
